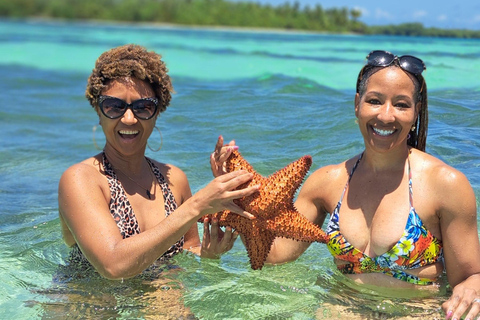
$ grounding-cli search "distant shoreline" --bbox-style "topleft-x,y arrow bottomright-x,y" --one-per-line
23,17 -> 480,39
11,17 -> 359,37
2,0 -> 479,39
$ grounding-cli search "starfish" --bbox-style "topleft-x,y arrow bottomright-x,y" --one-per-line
203,150 -> 329,270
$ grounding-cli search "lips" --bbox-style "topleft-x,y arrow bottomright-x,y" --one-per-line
118,129 -> 139,139
372,127 -> 395,137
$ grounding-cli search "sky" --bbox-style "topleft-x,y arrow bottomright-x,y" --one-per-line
229,0 -> 480,30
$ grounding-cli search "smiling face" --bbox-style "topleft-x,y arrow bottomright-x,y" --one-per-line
355,66 -> 420,153
98,77 -> 157,156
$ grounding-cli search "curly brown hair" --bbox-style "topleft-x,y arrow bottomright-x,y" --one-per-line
85,44 -> 173,113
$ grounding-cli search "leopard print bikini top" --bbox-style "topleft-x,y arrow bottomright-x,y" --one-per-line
67,153 -> 184,268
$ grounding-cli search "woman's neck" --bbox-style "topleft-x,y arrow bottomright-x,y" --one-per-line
361,146 -> 411,174
103,145 -> 149,175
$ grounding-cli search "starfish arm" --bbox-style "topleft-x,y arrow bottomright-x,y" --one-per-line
206,150 -> 325,270
243,232 -> 276,270
266,207 -> 329,243
213,210 -> 253,235
266,155 -> 312,201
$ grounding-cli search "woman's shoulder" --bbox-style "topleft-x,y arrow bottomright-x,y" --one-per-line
302,156 -> 357,197
147,158 -> 191,204
308,155 -> 360,182
58,154 -> 109,201
410,149 -> 474,210
410,149 -> 470,186
60,154 -> 104,181
147,158 -> 189,186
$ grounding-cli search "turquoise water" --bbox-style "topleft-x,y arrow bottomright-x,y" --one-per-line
1,19 -> 479,319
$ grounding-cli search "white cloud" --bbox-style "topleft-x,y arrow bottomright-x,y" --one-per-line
375,8 -> 392,20
437,14 -> 448,22
412,10 -> 428,19
353,6 -> 369,17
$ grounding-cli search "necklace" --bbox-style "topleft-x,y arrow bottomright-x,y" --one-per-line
114,162 -> 156,200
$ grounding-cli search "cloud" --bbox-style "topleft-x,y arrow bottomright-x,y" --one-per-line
375,8 -> 392,20
437,14 -> 448,22
353,6 -> 369,17
412,10 -> 427,19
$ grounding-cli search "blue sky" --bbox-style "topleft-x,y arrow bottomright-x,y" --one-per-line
229,0 -> 480,30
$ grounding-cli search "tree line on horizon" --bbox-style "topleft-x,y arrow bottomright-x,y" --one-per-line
1,0 -> 479,38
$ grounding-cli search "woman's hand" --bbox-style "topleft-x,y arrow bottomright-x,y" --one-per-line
200,216 -> 238,259
210,135 -> 238,177
442,275 -> 480,320
192,169 -> 258,220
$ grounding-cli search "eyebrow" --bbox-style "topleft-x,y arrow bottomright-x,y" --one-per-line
365,91 -> 414,102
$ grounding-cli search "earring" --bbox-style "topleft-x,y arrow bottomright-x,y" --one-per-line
411,125 -> 416,132
92,124 -> 103,150
355,119 -> 359,124
148,126 -> 163,152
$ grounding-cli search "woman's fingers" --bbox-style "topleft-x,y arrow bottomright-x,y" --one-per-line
220,227 -> 238,251
202,216 -> 211,245
210,217 -> 219,242
218,145 -> 238,163
443,289 -> 480,320
215,169 -> 254,186
464,298 -> 480,320
201,218 -> 239,258
210,136 -> 238,177
214,135 -> 224,156
227,184 -> 260,199
223,202 -> 255,220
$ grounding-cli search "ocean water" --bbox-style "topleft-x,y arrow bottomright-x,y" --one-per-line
0,19 -> 479,319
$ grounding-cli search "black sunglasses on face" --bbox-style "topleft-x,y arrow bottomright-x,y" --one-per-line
98,95 -> 159,120
366,50 -> 426,76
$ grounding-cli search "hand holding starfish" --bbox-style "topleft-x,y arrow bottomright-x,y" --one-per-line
210,135 -> 239,177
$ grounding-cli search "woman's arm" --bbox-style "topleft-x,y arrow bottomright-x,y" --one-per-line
59,161 -> 257,280
265,168 -> 329,264
436,165 -> 480,320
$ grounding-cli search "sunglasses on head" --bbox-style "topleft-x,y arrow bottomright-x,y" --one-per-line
356,50 -> 426,93
98,95 -> 159,120
365,50 -> 426,76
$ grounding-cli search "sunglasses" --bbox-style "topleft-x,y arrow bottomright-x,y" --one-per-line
356,50 -> 426,93
366,50 -> 426,75
98,95 -> 159,120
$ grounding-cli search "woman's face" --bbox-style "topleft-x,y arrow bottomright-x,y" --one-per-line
355,67 -> 420,153
98,77 -> 157,156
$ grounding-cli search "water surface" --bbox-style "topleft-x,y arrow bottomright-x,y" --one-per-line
1,19 -> 479,319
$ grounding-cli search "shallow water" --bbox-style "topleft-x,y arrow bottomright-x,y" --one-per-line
0,19 -> 479,319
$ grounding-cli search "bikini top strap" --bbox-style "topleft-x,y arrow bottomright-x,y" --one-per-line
407,153 -> 414,208
339,152 -> 363,203
102,151 -> 115,177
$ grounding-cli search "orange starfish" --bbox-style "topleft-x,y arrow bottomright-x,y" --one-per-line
203,150 -> 329,270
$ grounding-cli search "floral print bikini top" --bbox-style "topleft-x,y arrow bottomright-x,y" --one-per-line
68,153 -> 184,268
325,153 -> 444,285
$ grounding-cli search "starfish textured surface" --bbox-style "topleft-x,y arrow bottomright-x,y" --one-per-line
207,150 -> 329,270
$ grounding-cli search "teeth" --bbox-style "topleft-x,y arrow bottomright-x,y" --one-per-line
373,127 -> 395,136
119,130 -> 139,135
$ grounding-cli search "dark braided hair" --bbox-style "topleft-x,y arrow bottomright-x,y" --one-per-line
356,63 -> 428,152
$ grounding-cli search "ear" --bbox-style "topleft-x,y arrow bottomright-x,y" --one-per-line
354,93 -> 360,118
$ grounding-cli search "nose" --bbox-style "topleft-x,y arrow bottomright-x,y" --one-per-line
121,107 -> 138,124
376,103 -> 395,123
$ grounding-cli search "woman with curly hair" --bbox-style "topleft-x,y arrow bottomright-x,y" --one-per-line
58,44 -> 258,279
